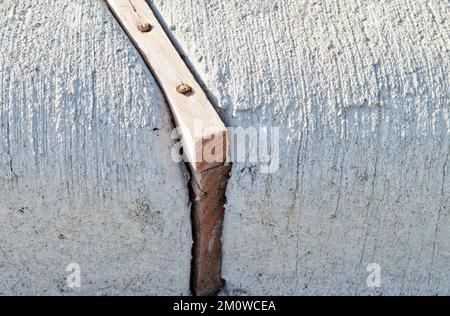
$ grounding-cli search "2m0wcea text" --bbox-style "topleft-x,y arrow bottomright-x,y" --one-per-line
174,300 -> 276,313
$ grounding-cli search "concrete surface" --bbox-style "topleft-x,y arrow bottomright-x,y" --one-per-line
153,0 -> 450,295
0,0 -> 191,295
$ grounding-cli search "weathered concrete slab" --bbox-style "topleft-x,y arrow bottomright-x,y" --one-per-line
154,0 -> 450,295
0,0 -> 191,295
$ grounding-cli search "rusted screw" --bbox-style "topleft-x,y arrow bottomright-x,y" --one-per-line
176,83 -> 193,95
138,22 -> 152,33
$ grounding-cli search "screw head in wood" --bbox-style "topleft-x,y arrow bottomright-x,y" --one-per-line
138,22 -> 152,32
177,83 -> 193,95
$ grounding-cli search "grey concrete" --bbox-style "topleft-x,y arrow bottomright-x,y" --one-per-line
153,0 -> 450,295
0,0 -> 191,295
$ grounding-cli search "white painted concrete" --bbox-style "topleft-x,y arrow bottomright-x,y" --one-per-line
0,0 -> 191,295
153,0 -> 450,295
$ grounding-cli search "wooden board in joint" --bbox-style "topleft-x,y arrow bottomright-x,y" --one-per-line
106,0 -> 227,172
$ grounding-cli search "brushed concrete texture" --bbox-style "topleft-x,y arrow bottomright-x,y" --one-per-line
0,0 -> 191,295
153,0 -> 450,295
